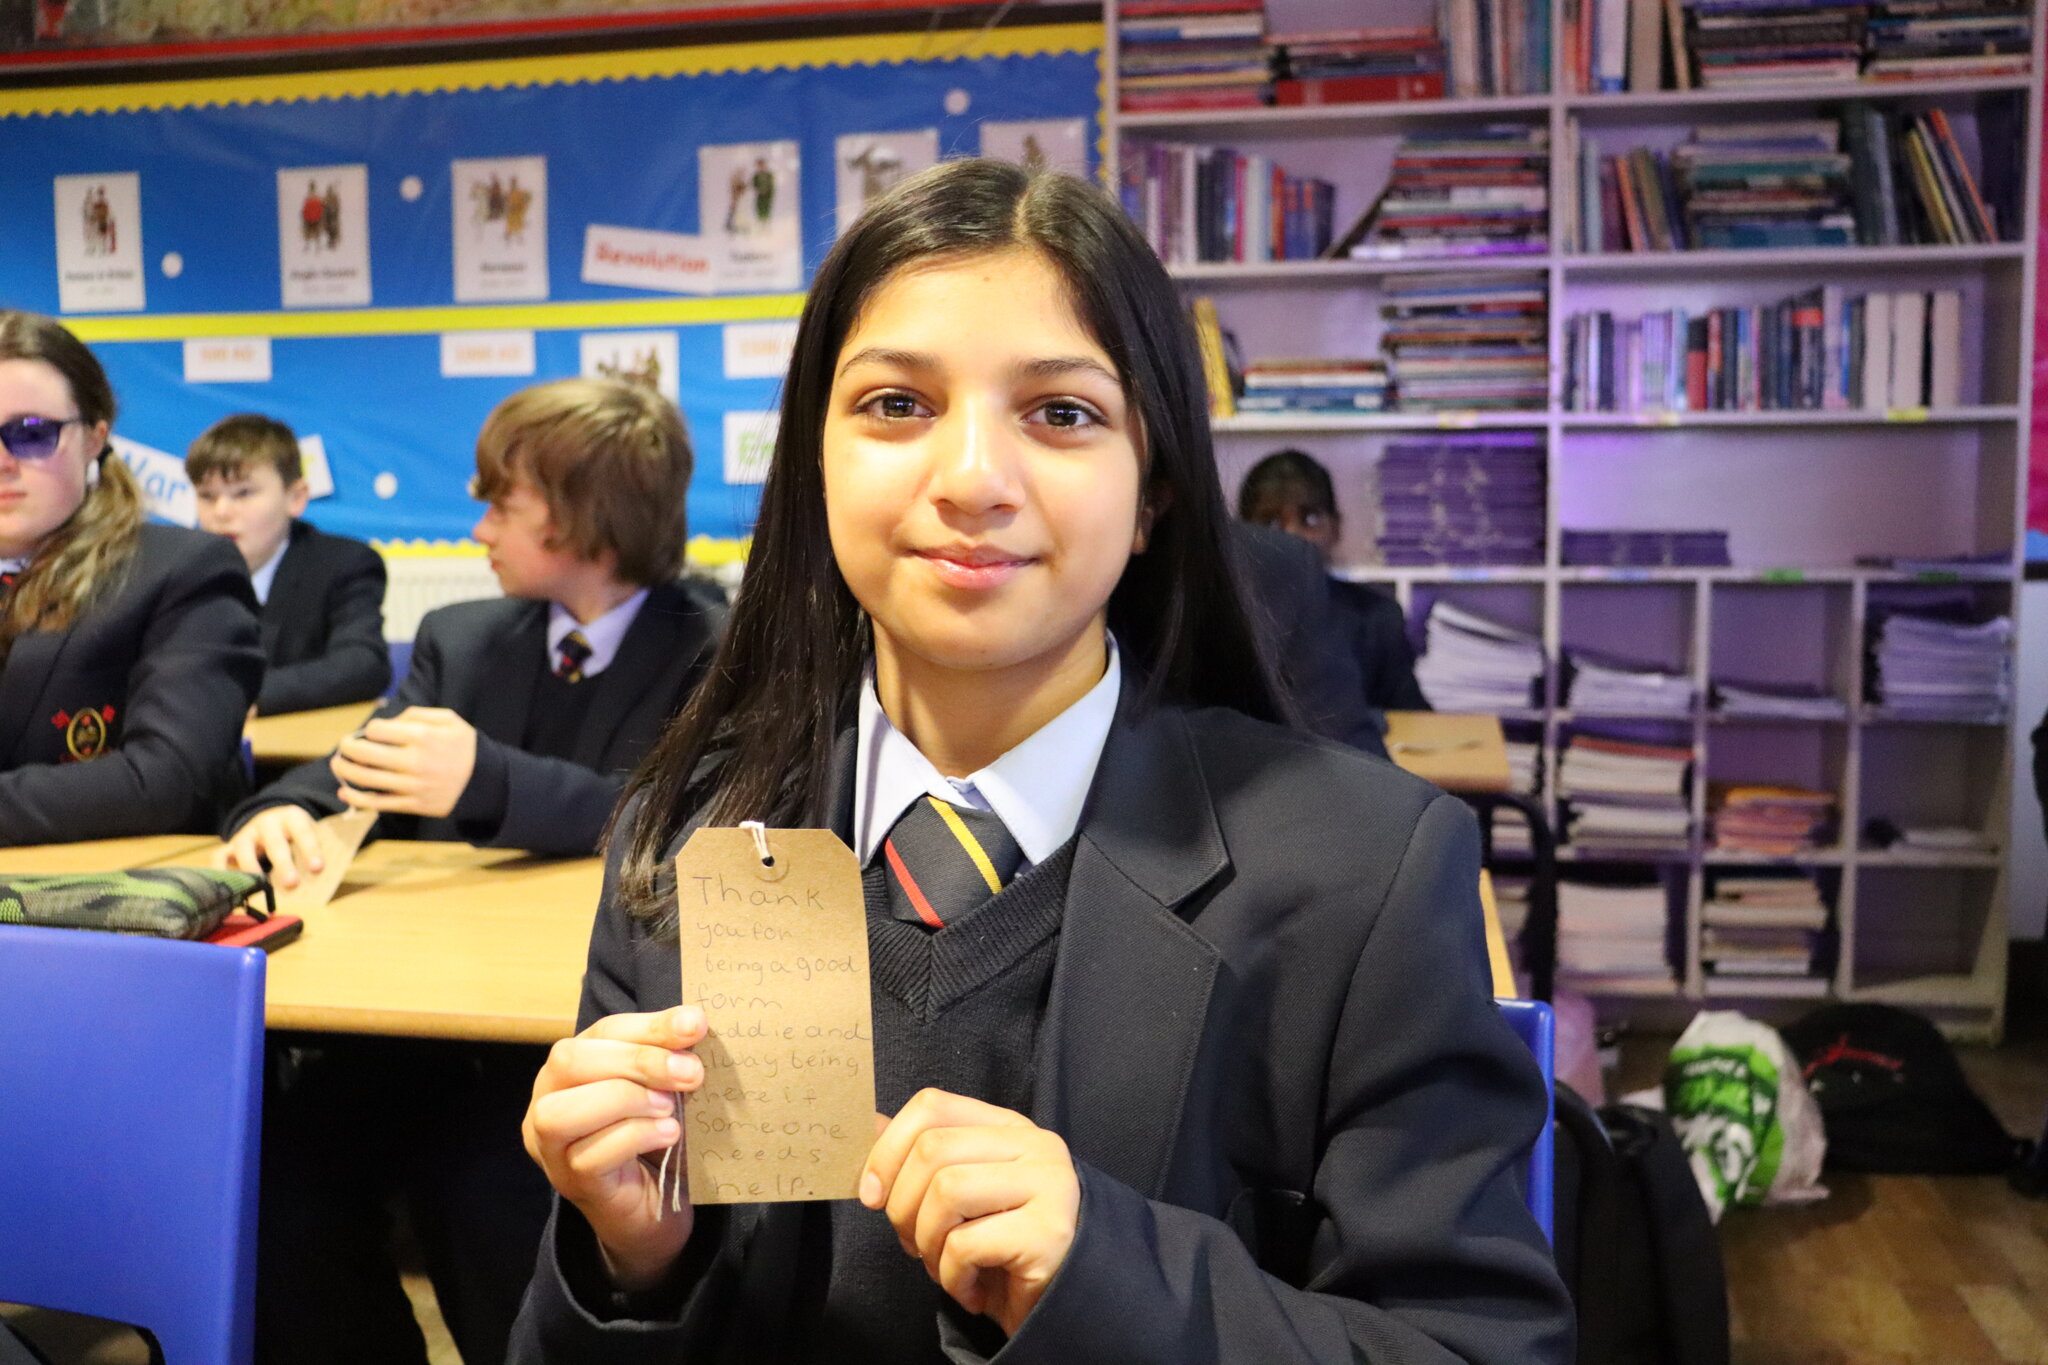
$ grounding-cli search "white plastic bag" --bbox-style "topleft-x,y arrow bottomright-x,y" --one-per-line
1663,1009 -> 1828,1222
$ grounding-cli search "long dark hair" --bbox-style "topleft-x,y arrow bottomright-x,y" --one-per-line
617,158 -> 1288,923
0,311 -> 142,651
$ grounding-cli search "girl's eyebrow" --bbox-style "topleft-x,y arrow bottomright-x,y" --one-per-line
836,347 -> 1119,390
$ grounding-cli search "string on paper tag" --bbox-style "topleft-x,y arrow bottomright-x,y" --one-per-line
654,825 -> 875,1211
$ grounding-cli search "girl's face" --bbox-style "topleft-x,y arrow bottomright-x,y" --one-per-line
822,248 -> 1147,684
0,358 -> 104,562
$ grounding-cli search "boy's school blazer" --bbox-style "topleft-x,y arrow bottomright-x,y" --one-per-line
510,682 -> 1575,1365
225,579 -> 721,855
255,520 -> 390,716
0,523 -> 263,846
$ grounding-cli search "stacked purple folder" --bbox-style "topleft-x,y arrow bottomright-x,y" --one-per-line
1561,528 -> 1732,568
1376,434 -> 1546,567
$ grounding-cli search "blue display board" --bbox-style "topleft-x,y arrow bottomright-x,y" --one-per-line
0,28 -> 1102,545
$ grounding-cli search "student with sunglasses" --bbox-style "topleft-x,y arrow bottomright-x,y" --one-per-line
0,311 -> 261,845
511,162 -> 1569,1365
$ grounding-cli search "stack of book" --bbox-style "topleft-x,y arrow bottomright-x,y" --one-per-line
1376,434 -> 1547,565
1121,146 -> 1338,265
1559,733 -> 1695,852
1866,605 -> 2014,721
1683,0 -> 1869,88
1844,101 -> 2008,245
1557,879 -> 1674,985
1561,528 -> 1731,566
1702,872 -> 1830,993
1566,653 -> 1696,714
1117,0 -> 1271,113
1712,680 -> 1850,719
1439,0 -> 1555,95
1676,121 -> 1856,248
1238,357 -> 1387,413
1414,600 -> 1547,711
1271,27 -> 1447,105
1338,127 -> 1550,262
1711,784 -> 1838,855
1865,0 -> 2031,80
1490,737 -> 1545,854
1562,287 -> 1965,413
1380,274 -> 1549,411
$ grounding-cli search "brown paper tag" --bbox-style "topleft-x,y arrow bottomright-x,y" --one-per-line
674,827 -> 875,1204
273,806 -> 377,913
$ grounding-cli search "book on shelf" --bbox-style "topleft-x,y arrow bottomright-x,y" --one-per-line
1189,296 -> 1237,420
1435,0 -> 1555,96
1865,0 -> 2033,80
1563,285 -> 1964,412
1712,681 -> 1850,719
1557,878 -> 1673,980
1864,591 -> 2013,722
1565,652 -> 1697,714
1414,599 -> 1547,710
1377,434 -> 1548,566
1270,26 -> 1447,105
1238,357 -> 1388,412
1121,143 -> 1337,264
1710,784 -> 1838,855
1380,273 -> 1550,411
1560,731 -> 1695,852
1117,1 -> 1270,113
1561,528 -> 1731,566
1332,126 -> 1550,264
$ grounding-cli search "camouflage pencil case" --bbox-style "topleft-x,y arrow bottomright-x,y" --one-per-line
0,867 -> 275,939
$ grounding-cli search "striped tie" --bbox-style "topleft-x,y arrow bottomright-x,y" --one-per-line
554,629 -> 592,682
880,796 -> 1025,930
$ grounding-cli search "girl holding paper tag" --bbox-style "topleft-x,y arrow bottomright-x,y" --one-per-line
515,162 -> 1570,1364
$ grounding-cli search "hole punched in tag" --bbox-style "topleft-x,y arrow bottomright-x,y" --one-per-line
738,819 -> 789,882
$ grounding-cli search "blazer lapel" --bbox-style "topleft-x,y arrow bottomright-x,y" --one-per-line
466,602 -> 547,746
0,631 -> 70,761
570,583 -> 706,770
259,525 -> 309,656
1032,693 -> 1229,1201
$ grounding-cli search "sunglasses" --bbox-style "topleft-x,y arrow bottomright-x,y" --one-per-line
0,416 -> 81,461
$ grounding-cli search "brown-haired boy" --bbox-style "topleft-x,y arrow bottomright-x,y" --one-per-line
187,412 -> 390,714
217,377 -> 723,1365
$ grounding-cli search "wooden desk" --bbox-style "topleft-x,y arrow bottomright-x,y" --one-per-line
1479,870 -> 1517,999
1384,711 -> 1512,794
0,835 -> 600,1045
244,700 -> 380,766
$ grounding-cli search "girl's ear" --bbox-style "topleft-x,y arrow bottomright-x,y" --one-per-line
1132,480 -> 1173,554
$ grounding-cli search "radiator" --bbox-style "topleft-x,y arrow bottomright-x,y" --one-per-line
375,546 -> 501,642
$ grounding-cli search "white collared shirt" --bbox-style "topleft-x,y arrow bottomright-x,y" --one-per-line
546,588 -> 649,680
248,541 -> 287,606
852,636 -> 1121,872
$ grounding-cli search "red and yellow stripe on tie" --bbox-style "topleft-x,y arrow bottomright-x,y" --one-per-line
927,796 -> 1004,895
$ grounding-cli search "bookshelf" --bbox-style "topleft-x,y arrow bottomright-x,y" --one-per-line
1104,0 -> 2041,1040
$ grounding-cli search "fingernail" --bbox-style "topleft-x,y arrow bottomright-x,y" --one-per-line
858,1171 -> 880,1207
668,1054 -> 701,1084
654,1118 -> 680,1141
676,1006 -> 703,1033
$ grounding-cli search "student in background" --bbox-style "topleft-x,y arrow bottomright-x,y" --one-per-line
1239,446 -> 1430,712
512,161 -> 1567,1364
0,310 -> 260,845
218,376 -> 723,1365
188,412 -> 390,716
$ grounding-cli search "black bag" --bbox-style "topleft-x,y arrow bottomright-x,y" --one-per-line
0,867 -> 273,940
1554,1084 -> 1730,1365
1781,1002 -> 2021,1174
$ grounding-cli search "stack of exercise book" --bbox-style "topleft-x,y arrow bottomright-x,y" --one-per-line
1558,732 -> 1695,852
1710,784 -> 1838,855
1489,739 -> 1545,855
1681,0 -> 1869,88
1379,274 -> 1549,411
1560,528 -> 1730,566
1711,680 -> 1849,720
1556,879 -> 1674,986
1865,0 -> 2031,80
1376,434 -> 1547,565
1117,0 -> 1271,113
1702,872 -> 1830,995
1237,357 -> 1387,413
1270,26 -> 1447,104
1336,127 -> 1550,261
1565,653 -> 1696,715
1865,604 -> 2013,722
1413,601 -> 1547,711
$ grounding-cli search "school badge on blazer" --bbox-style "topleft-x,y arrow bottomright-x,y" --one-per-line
51,705 -> 116,761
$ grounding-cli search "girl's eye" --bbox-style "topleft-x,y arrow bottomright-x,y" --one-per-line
862,392 -> 928,421
1032,400 -> 1103,431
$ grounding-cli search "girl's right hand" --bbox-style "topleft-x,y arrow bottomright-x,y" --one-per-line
524,1005 -> 708,1291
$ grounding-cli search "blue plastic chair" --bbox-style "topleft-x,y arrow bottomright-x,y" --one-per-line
0,926 -> 266,1365
1496,996 -> 1556,1240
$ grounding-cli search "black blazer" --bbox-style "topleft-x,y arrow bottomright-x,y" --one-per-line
256,520 -> 390,716
1331,579 -> 1430,713
226,581 -> 720,855
511,687 -> 1574,1365
1232,521 -> 1388,758
0,523 -> 262,845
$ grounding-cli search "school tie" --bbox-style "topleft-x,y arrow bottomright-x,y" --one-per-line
554,629 -> 592,683
880,796 -> 1025,930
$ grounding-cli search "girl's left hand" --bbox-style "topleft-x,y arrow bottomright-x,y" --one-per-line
861,1088 -> 1080,1337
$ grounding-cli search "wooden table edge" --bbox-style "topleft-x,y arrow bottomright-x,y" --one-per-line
264,1003 -> 576,1045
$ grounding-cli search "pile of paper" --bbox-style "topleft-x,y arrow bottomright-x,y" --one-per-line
1868,609 -> 2013,722
1702,872 -> 1829,993
1567,653 -> 1696,715
1557,879 -> 1672,983
1559,734 -> 1694,852
1712,681 -> 1849,720
1413,601 -> 1546,712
